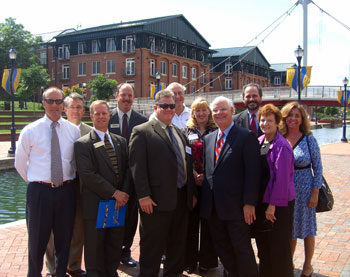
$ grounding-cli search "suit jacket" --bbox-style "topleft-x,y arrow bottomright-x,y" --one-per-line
109,108 -> 148,143
74,130 -> 131,220
79,122 -> 92,136
129,119 -> 196,212
233,109 -> 263,137
200,124 -> 261,221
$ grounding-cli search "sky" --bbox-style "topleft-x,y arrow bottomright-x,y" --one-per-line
1,0 -> 349,86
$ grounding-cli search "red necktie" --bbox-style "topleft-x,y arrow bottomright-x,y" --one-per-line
215,131 -> 224,163
250,113 -> 257,135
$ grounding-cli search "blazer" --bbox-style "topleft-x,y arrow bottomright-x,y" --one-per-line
200,124 -> 261,221
109,108 -> 148,143
233,109 -> 263,137
74,130 -> 131,220
129,119 -> 196,212
79,122 -> 92,136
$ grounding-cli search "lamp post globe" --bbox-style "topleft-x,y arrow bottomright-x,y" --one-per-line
156,71 -> 161,93
294,45 -> 304,104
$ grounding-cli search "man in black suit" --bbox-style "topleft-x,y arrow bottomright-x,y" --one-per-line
233,83 -> 263,137
108,83 -> 147,267
129,89 -> 196,277
74,100 -> 131,277
201,96 -> 260,277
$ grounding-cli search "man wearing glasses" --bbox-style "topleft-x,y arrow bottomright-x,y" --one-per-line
129,90 -> 196,276
15,87 -> 80,277
45,93 -> 91,276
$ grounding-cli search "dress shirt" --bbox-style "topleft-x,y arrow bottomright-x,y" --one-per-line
248,111 -> 259,132
15,115 -> 80,183
93,128 -> 114,149
258,131 -> 296,206
149,105 -> 191,129
116,107 -> 132,132
217,122 -> 234,145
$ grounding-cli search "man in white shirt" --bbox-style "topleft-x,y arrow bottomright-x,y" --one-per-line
149,82 -> 191,129
15,87 -> 80,277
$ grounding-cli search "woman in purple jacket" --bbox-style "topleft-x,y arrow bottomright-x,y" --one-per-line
254,104 -> 296,277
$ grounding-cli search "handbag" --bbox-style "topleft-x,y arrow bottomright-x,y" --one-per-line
306,136 -> 334,213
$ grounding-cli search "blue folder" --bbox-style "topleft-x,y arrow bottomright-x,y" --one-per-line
96,200 -> 126,229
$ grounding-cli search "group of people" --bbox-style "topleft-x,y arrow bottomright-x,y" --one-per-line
14,81 -> 323,277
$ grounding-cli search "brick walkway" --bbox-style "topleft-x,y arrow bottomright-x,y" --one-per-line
0,142 -> 349,277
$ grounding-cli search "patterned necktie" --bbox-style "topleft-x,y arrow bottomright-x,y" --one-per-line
51,122 -> 63,186
215,131 -> 224,163
122,113 -> 128,138
250,113 -> 258,135
167,126 -> 185,188
104,134 -> 119,177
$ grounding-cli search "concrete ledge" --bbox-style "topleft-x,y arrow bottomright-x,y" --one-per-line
0,157 -> 14,170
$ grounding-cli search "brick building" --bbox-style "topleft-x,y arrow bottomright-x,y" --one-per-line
209,46 -> 270,91
270,63 -> 296,87
38,15 -> 214,98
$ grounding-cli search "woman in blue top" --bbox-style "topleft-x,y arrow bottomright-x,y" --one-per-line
280,101 -> 323,277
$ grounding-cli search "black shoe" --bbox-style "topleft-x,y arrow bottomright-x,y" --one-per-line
184,265 -> 197,274
121,256 -> 137,267
67,269 -> 87,276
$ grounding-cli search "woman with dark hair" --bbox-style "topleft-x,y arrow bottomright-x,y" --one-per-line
280,101 -> 323,277
255,103 -> 296,277
182,97 -> 218,275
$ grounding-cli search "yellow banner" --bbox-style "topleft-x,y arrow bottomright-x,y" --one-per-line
2,68 -> 21,93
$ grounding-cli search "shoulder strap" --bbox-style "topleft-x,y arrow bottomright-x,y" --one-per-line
306,135 -> 314,168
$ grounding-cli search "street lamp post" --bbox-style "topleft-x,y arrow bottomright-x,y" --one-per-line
294,45 -> 304,104
341,77 -> 348,142
156,71 -> 161,93
8,48 -> 17,157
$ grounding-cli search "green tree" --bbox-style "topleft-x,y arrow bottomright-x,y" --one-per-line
88,74 -> 117,101
63,85 -> 86,97
0,17 -> 42,97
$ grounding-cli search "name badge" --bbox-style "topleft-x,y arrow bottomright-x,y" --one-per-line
93,141 -> 104,148
188,133 -> 199,141
110,124 -> 120,129
185,146 -> 192,155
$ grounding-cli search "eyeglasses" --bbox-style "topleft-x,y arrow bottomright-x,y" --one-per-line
44,98 -> 64,105
68,106 -> 83,110
157,103 -> 175,110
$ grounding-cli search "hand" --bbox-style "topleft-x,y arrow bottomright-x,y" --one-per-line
112,190 -> 129,209
265,204 -> 276,223
243,204 -> 256,225
308,188 -> 319,208
194,173 -> 203,186
139,197 -> 157,214
193,195 -> 197,208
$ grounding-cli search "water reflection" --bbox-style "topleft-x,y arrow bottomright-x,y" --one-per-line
313,126 -> 348,146
0,170 -> 27,225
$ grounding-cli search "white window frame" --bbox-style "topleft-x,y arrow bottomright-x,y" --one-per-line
92,40 -> 99,53
78,63 -> 86,76
171,43 -> 177,55
161,61 -> 167,75
62,64 -> 69,80
150,37 -> 155,53
126,58 -> 135,75
182,46 -> 187,58
274,76 -> 281,85
150,59 -> 155,76
225,78 -> 232,89
172,63 -> 178,77
225,63 -> 232,74
40,51 -> 47,65
92,61 -> 100,75
191,67 -> 197,80
106,38 -> 116,52
122,36 -> 135,54
182,65 -> 187,78
78,42 -> 85,55
161,39 -> 167,53
200,71 -> 205,83
106,60 -> 115,74
58,45 -> 70,60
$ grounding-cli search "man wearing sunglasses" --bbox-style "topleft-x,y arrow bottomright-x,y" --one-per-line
129,90 -> 196,277
15,87 -> 80,277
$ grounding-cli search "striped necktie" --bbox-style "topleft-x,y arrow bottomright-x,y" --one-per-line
104,133 -> 119,177
215,131 -> 224,163
51,122 -> 63,186
250,113 -> 258,135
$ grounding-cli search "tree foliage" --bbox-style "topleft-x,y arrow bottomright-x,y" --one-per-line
88,74 -> 117,102
63,85 -> 86,97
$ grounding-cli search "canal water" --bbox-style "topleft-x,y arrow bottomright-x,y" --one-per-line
0,126 -> 348,225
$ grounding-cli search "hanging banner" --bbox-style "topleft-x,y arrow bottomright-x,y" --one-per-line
286,66 -> 312,92
337,90 -> 350,105
150,83 -> 166,99
2,68 -> 21,93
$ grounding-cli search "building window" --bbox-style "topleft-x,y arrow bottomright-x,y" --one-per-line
122,36 -> 135,54
192,49 -> 196,60
106,60 -> 115,73
200,71 -> 205,84
209,78 -> 213,88
225,63 -> 232,74
171,43 -> 177,55
160,39 -> 167,53
92,40 -> 99,53
58,45 -> 70,60
78,63 -> 86,76
106,38 -> 116,52
150,36 -> 155,53
225,78 -> 232,89
274,77 -> 281,85
150,59 -> 155,76
182,46 -> 187,58
92,61 -> 100,75
40,51 -> 47,65
161,61 -> 166,75
182,66 -> 187,78
172,64 -> 177,77
52,68 -> 55,80
62,64 -> 69,80
78,42 -> 85,55
126,58 -> 135,75
191,67 -> 196,80
191,86 -> 196,93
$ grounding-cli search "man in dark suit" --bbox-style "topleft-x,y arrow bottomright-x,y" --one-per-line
201,96 -> 260,277
129,89 -> 196,277
109,83 -> 147,267
74,100 -> 131,277
233,83 -> 263,137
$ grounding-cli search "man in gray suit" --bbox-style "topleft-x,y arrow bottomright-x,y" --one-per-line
45,93 -> 91,277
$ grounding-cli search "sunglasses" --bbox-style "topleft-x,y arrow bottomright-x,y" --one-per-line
157,103 -> 175,110
44,98 -> 64,105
